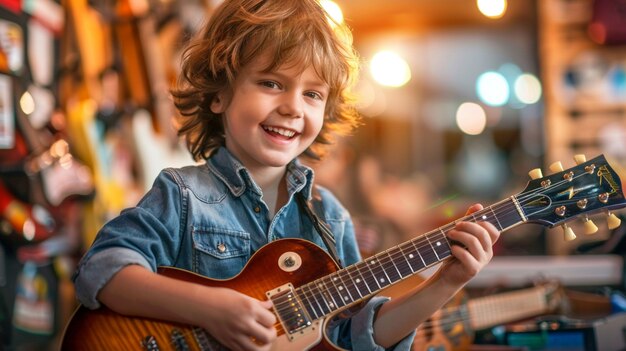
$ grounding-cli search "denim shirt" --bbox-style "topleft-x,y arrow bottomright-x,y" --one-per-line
73,146 -> 414,350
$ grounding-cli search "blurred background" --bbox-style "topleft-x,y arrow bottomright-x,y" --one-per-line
1,0 -> 626,349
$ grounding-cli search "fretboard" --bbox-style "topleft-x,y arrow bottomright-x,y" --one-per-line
296,196 -> 525,320
468,285 -> 551,330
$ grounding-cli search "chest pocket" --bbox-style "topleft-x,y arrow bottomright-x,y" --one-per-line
192,227 -> 250,279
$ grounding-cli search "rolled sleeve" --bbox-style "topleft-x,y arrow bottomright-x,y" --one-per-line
73,247 -> 152,309
332,296 -> 415,350
349,296 -> 415,350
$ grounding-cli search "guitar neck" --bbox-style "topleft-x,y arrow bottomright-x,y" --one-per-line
293,197 -> 525,320
468,285 -> 554,330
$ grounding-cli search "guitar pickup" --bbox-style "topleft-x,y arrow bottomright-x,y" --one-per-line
267,284 -> 312,336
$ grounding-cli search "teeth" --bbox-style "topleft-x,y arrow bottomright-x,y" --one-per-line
264,126 -> 296,137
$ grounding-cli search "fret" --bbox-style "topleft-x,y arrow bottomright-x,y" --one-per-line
294,285 -> 320,319
311,280 -> 333,314
320,276 -> 345,309
359,260 -> 382,292
415,235 -> 438,266
466,200 -> 523,232
425,234 -> 440,261
433,229 -> 452,259
470,212 -> 479,223
294,197 -> 530,321
386,249 -> 403,277
366,257 -> 389,289
349,264 -> 373,296
330,272 -> 354,305
494,198 -> 524,230
380,251 -> 402,283
390,245 -> 415,278
410,239 -> 429,267
488,206 -> 504,231
399,242 -> 425,273
300,282 -> 326,318
468,286 -> 549,330
298,284 -> 319,320
417,234 -> 439,266
336,269 -> 364,301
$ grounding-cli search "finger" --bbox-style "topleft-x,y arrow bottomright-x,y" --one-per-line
247,321 -> 276,345
260,299 -> 273,309
449,245 -> 480,276
453,222 -> 493,253
465,203 -> 484,216
478,221 -> 500,244
448,229 -> 488,262
256,300 -> 277,327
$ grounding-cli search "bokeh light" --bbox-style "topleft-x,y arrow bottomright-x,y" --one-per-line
514,73 -> 542,104
477,0 -> 507,19
476,71 -> 509,106
320,0 -> 344,26
456,102 -> 487,135
370,50 -> 412,87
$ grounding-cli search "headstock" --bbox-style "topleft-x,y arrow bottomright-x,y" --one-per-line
520,154 -> 626,241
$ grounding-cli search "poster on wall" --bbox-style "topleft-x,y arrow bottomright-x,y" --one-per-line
0,19 -> 24,74
0,74 -> 14,149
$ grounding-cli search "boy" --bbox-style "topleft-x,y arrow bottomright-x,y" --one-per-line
73,0 -> 499,350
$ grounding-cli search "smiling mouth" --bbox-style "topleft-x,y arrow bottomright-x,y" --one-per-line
262,125 -> 299,139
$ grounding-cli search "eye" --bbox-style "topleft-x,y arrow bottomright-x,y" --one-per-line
260,81 -> 280,89
305,91 -> 324,100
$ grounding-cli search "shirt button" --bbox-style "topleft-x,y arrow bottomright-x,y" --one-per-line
217,243 -> 226,253
254,206 -> 261,213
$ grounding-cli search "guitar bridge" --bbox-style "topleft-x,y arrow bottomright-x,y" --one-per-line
267,283 -> 313,338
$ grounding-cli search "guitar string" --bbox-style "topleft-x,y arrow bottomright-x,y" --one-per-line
274,195 -> 579,326
417,285 -> 556,331
279,167 -> 606,330
272,232 -> 446,313
273,228 -> 464,324
417,307 -> 469,330
416,295 -> 552,332
280,221 -> 517,322
126,317 -> 292,348
285,200 -> 521,311
274,213 -> 530,325
139,285 -> 544,347
270,233 -> 447,326
156,166 -> 604,339
274,197 -> 522,318
161,167 -> 600,325
271,229 -> 456,325
272,169 -> 608,325
153,327 -> 212,350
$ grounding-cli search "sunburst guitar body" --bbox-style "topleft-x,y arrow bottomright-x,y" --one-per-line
61,239 -> 345,350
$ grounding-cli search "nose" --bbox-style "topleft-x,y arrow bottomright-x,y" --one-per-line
277,91 -> 304,118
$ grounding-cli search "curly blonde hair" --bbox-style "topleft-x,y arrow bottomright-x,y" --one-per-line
172,0 -> 361,161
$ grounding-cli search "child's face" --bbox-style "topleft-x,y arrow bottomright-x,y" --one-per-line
212,53 -> 328,172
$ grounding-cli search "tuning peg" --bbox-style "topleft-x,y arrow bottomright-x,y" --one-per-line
528,168 -> 543,180
582,217 -> 598,235
608,211 -> 621,230
562,224 -> 576,241
549,161 -> 564,173
574,154 -> 587,165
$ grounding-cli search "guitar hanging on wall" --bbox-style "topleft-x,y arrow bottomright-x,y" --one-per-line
412,280 -> 564,351
60,154 -> 626,351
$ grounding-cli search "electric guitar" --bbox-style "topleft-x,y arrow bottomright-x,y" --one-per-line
60,154 -> 626,351
412,281 -> 564,351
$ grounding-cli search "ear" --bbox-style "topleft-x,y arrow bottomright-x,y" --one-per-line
210,92 -> 226,114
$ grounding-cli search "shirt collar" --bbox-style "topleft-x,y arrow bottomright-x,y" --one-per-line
207,146 -> 315,198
